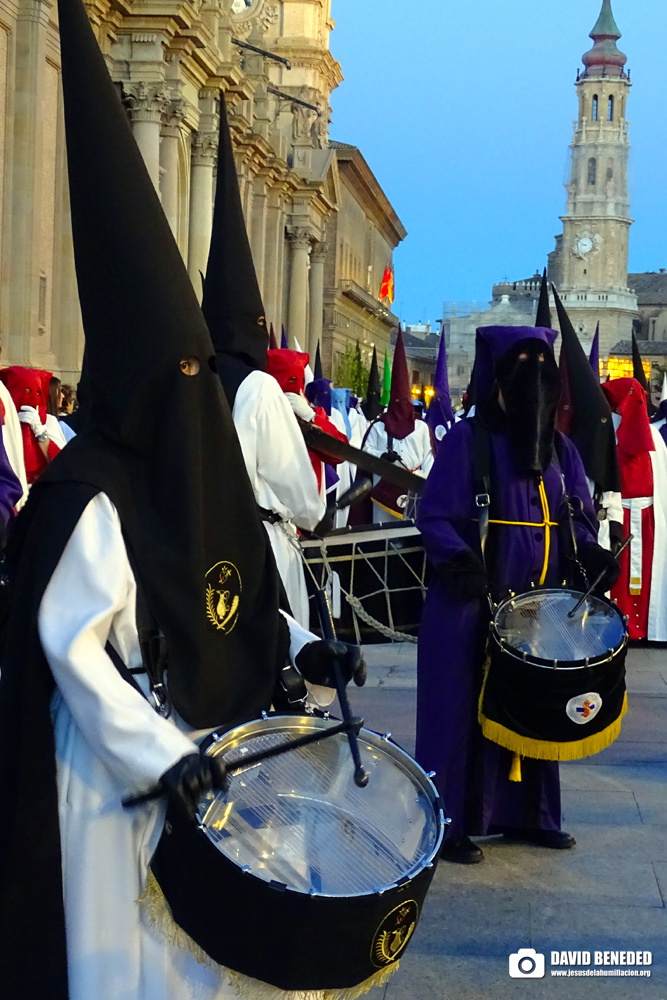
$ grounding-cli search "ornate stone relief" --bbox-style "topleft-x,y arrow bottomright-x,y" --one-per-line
230,0 -> 279,38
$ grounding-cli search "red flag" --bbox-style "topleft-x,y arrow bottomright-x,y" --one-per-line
379,265 -> 394,304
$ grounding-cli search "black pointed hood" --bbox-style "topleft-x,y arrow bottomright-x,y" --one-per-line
536,268 -> 552,328
314,341 -> 323,380
202,94 -> 268,405
362,346 -> 382,421
632,333 -> 657,416
553,287 -> 621,493
39,0 -> 286,727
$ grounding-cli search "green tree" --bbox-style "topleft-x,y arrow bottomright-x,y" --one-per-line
334,341 -> 370,397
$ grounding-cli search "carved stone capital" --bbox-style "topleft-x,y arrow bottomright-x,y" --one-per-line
191,132 -> 219,165
310,242 -> 329,265
161,99 -> 187,138
123,82 -> 171,125
287,226 -> 313,252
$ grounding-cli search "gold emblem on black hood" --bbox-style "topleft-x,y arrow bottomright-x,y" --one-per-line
205,561 -> 242,634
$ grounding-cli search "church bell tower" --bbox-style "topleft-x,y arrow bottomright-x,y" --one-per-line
548,0 -> 638,366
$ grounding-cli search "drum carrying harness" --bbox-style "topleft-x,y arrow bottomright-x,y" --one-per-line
471,417 -> 628,780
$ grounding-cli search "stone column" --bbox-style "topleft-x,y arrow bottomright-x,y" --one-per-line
287,227 -> 311,349
160,100 -> 185,240
308,242 -> 327,362
123,82 -> 170,191
187,132 -> 218,293
263,191 -> 286,331
5,0 -> 50,364
250,178 -> 268,291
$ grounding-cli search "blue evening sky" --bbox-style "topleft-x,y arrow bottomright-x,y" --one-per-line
328,0 -> 667,326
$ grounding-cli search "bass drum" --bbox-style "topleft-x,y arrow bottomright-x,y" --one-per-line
480,588 -> 628,761
150,715 -> 445,993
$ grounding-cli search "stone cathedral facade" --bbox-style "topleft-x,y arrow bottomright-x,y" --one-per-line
0,0 -> 403,381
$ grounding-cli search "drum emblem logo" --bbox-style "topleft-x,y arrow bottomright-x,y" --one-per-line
371,900 -> 419,968
566,692 -> 602,725
205,562 -> 242,634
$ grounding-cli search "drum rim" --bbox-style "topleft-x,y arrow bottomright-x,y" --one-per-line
492,587 -> 628,671
198,714 -> 446,899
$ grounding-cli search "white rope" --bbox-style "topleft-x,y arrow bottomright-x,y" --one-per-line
343,591 -> 418,643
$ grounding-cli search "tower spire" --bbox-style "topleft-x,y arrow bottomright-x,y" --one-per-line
582,0 -> 627,77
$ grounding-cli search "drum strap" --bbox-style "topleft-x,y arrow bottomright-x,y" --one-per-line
471,417 -> 491,564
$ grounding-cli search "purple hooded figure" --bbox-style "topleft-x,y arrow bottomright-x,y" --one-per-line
416,326 -> 618,863
425,327 -> 455,447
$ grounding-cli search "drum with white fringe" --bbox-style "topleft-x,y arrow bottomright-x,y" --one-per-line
148,714 -> 445,996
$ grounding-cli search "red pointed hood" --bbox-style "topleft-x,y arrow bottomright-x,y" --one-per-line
602,377 -> 654,457
267,349 -> 309,395
382,329 -> 415,440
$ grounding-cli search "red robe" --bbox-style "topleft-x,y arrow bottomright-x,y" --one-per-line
603,378 -> 655,640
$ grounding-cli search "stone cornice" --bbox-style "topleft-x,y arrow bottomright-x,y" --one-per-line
270,45 -> 342,92
334,147 -> 406,248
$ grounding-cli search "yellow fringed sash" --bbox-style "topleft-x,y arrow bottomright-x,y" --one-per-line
479,693 -> 628,762
138,869 -> 398,1000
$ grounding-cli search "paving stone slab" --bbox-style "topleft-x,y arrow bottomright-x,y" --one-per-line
561,790 -> 642,826
438,841 -> 663,908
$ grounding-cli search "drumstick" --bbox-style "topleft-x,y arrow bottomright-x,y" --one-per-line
312,587 -> 370,788
567,534 -> 633,619
122,717 -> 365,809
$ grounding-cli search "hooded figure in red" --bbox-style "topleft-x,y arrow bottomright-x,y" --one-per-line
602,378 -> 658,639
363,329 -> 434,522
0,366 -> 60,484
382,329 -> 416,440
267,349 -> 346,493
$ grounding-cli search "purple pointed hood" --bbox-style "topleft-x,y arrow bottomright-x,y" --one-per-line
471,326 -> 559,404
426,330 -> 454,435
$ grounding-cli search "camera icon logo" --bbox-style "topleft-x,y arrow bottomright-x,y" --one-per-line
509,949 -> 546,978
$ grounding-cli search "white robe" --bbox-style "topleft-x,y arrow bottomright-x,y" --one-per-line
0,379 -> 28,508
329,407 -> 351,530
39,493 -> 329,1000
232,370 -> 325,629
363,420 -> 434,524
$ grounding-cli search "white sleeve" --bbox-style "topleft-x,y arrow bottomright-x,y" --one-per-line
602,490 -> 623,525
38,494 -> 196,792
363,422 -> 386,458
234,372 -> 325,530
417,422 -> 435,475
279,609 -> 335,709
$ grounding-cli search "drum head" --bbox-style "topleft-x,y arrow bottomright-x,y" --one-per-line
494,588 -> 626,666
199,717 -> 442,898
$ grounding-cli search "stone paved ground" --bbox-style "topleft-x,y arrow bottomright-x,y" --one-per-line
350,643 -> 667,999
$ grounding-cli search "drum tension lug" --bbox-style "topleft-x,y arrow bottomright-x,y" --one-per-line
241,865 -> 251,873
522,652 -> 527,662
552,659 -> 558,670
444,816 -> 452,825
426,770 -> 436,779
261,711 -> 268,720
585,658 -> 590,668
382,731 -> 392,742
270,880 -> 287,893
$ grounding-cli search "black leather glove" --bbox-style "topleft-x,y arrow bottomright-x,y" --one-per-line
440,548 -> 488,600
295,640 -> 367,689
609,520 -> 624,552
579,541 -> 621,594
160,752 -> 228,819
381,449 -> 400,464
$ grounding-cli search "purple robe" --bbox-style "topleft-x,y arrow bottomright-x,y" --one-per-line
416,419 -> 598,836
0,426 -> 22,528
